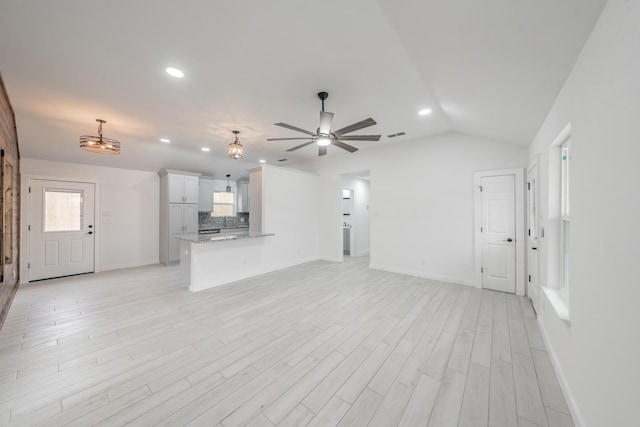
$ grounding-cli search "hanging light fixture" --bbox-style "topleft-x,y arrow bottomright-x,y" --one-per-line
228,130 -> 243,159
226,174 -> 232,192
80,119 -> 121,155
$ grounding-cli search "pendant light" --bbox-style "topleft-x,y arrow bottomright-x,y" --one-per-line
80,119 -> 121,155
226,174 -> 232,192
228,130 -> 243,159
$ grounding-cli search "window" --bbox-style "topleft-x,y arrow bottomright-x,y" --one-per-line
560,139 -> 571,290
212,192 -> 235,217
44,189 -> 83,232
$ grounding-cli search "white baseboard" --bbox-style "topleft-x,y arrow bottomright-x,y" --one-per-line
321,256 -> 342,263
100,259 -> 159,272
368,264 -> 475,287
536,316 -> 585,427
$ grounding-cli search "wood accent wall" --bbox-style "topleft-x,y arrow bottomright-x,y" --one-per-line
0,72 -> 20,329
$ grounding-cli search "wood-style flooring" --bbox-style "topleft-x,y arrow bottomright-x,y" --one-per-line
0,257 -> 574,426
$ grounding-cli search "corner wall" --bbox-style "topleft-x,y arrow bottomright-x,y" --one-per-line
260,165 -> 320,268
20,158 -> 159,280
528,1 -> 640,425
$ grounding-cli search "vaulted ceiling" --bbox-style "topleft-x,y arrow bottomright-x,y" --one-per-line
0,0 -> 606,179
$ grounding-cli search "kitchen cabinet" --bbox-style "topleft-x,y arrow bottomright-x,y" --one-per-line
343,228 -> 350,255
198,178 -> 214,212
168,204 -> 198,261
237,180 -> 250,213
159,169 -> 201,264
169,173 -> 198,204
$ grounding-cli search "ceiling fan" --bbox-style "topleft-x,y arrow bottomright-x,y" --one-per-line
267,92 -> 381,156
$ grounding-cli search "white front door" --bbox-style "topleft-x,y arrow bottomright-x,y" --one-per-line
527,162 -> 540,311
29,179 -> 95,281
481,175 -> 516,293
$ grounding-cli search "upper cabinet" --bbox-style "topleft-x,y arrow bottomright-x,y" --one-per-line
168,173 -> 199,204
237,181 -> 250,213
198,178 -> 214,212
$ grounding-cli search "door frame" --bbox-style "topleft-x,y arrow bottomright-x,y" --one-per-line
341,187 -> 354,257
20,174 -> 101,284
527,156 -> 540,308
473,168 -> 525,295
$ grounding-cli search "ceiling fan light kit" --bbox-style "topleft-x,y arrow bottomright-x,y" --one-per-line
80,119 -> 121,155
267,91 -> 381,157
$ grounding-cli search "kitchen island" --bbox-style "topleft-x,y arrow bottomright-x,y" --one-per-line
176,231 -> 275,292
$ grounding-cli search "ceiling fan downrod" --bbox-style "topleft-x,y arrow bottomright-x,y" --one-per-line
318,91 -> 328,112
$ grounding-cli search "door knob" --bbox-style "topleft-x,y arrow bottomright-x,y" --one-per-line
87,231 -> 93,235
504,238 -> 513,242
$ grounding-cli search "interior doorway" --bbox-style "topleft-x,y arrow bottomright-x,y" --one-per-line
27,178 -> 96,281
340,171 -> 371,261
342,188 -> 353,255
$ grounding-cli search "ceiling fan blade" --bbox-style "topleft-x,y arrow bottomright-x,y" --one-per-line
339,135 -> 381,141
286,141 -> 316,152
319,145 -> 328,156
333,140 -> 358,153
274,122 -> 316,137
333,118 -> 377,136
266,137 -> 314,141
319,111 -> 334,135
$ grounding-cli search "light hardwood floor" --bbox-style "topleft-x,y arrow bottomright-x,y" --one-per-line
0,257 -> 574,426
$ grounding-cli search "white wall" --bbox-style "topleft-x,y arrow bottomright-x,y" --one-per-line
20,158 -> 159,277
293,132 -> 528,285
259,165 -> 320,268
527,1 -> 640,426
341,175 -> 370,257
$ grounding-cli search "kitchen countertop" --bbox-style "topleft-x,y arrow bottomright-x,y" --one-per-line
176,230 -> 274,243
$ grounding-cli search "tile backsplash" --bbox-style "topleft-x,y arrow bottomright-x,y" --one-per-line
199,212 -> 249,229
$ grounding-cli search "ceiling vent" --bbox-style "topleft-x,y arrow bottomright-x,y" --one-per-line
387,132 -> 406,138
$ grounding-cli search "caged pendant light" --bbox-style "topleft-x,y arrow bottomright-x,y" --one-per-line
228,130 -> 243,159
80,119 -> 121,155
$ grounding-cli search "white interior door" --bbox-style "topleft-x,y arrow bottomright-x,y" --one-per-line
481,175 -> 516,293
527,162 -> 540,311
29,179 -> 95,281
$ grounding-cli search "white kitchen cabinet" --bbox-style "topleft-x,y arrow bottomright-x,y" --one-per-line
169,173 -> 198,204
168,204 -> 198,261
198,178 -> 214,212
237,180 -> 250,213
159,170 -> 201,264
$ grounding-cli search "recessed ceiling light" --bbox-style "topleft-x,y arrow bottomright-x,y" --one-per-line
165,67 -> 184,78
159,138 -> 171,143
201,147 -> 210,152
418,108 -> 432,116
259,159 -> 266,163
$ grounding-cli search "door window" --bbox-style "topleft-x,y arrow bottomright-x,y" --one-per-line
44,189 -> 83,232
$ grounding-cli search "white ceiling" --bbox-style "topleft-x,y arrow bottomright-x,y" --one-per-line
0,0 -> 606,180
